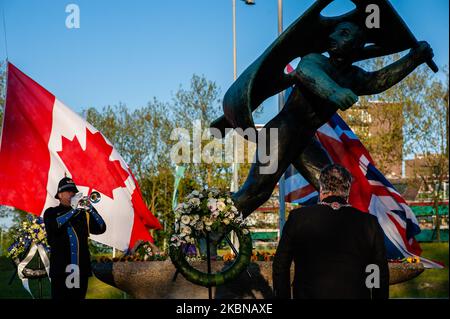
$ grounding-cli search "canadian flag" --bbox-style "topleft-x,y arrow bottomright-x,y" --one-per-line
0,63 -> 162,251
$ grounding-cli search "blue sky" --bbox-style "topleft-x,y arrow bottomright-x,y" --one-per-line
0,0 -> 448,124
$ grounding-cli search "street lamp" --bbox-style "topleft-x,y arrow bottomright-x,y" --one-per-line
230,0 -> 255,250
231,0 -> 255,193
231,1 -> 287,235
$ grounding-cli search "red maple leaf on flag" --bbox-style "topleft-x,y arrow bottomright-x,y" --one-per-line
57,128 -> 130,199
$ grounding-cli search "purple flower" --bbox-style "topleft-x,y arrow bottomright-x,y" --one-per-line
183,244 -> 197,256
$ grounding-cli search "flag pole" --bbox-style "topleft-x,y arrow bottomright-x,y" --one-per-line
1,4 -> 9,61
0,228 -> 3,256
171,165 -> 186,282
172,165 -> 186,211
0,56 -> 9,151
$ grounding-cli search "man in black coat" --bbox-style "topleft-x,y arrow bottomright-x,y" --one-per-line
44,177 -> 106,299
273,164 -> 389,299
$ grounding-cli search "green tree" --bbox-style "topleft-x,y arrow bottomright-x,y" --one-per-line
403,67 -> 449,241
171,74 -> 232,192
340,55 -> 405,177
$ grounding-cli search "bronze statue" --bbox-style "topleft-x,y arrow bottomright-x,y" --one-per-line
210,0 -> 437,217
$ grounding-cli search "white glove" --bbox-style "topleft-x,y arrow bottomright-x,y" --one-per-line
70,192 -> 84,209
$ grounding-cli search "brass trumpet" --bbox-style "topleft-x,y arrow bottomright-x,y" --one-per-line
78,191 -> 101,210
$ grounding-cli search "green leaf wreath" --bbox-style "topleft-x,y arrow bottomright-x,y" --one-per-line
169,189 -> 253,287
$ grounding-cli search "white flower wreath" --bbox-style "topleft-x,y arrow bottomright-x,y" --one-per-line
170,188 -> 249,247
169,188 -> 253,287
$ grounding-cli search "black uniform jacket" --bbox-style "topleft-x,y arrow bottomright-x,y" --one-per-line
273,196 -> 389,299
44,203 -> 106,278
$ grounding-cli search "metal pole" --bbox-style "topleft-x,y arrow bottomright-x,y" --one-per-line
0,228 -> 3,256
232,0 -> 237,82
444,181 -> 448,200
230,0 -> 239,251
38,256 -> 43,299
231,0 -> 255,195
206,232 -> 212,299
277,0 -> 283,36
277,0 -> 286,235
231,0 -> 239,194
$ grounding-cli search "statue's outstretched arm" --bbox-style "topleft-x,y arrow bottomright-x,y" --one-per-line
291,54 -> 358,111
357,41 -> 434,96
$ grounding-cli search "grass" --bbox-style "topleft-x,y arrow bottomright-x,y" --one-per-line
1,242 -> 447,299
86,277 -> 125,299
0,256 -> 125,299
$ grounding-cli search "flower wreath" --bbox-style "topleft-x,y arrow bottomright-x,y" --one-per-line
7,215 -> 50,279
169,189 -> 253,287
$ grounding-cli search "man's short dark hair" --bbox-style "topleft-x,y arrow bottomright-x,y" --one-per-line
319,164 -> 353,197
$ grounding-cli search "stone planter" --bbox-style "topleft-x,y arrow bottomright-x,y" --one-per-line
388,262 -> 425,285
92,260 -> 274,299
92,260 -> 424,299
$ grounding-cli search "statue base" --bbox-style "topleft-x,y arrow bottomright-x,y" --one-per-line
92,260 -> 424,299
